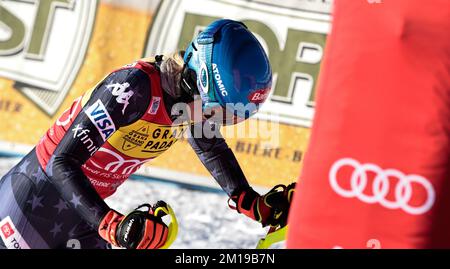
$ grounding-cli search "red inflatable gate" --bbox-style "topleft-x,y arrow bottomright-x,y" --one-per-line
287,0 -> 450,248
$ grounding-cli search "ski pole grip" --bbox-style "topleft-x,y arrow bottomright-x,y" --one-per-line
152,201 -> 178,249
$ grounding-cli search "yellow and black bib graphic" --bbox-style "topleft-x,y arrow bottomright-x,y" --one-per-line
122,125 -> 150,151
108,119 -> 188,159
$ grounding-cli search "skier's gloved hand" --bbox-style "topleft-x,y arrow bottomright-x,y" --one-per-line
98,204 -> 168,249
229,183 -> 296,228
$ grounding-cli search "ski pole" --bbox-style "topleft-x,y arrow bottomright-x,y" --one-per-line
256,225 -> 288,249
152,201 -> 179,249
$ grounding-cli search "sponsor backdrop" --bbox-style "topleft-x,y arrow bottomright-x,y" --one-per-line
0,0 -> 332,188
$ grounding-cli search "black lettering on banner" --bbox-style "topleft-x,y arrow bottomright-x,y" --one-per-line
166,140 -> 174,148
14,103 -> 22,112
145,141 -> 154,149
153,129 -> 161,139
252,144 -> 259,155
150,142 -> 160,150
162,129 -> 170,139
274,148 -> 281,159
235,141 -> 254,154
235,142 -> 246,153
292,151 -> 303,162
0,99 -> 23,113
261,147 -> 282,159
262,147 -> 272,158
234,141 -> 302,162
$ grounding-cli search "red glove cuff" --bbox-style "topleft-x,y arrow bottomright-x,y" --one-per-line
98,210 -> 123,247
230,188 -> 271,224
136,218 -> 168,249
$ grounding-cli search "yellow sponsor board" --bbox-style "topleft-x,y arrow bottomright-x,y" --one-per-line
150,120 -> 311,187
0,0 -> 332,188
0,1 -> 152,144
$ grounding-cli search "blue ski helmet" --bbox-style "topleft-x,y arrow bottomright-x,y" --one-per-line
182,19 -> 272,122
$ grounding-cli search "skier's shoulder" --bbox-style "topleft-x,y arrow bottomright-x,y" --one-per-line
108,59 -> 158,83
120,59 -> 159,76
81,62 -> 154,126
103,61 -> 155,99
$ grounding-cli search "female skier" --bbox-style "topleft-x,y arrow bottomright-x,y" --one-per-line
0,19 -> 294,249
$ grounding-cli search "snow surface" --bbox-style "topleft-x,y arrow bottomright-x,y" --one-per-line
0,158 -> 284,249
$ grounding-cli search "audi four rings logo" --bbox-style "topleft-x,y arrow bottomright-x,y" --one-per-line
329,158 -> 435,215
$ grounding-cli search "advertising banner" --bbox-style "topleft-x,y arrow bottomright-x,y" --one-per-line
0,0 -> 333,188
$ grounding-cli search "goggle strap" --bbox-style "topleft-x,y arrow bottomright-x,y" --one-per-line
198,41 -> 216,108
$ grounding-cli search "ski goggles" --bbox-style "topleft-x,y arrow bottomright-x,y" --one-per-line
180,56 -> 246,126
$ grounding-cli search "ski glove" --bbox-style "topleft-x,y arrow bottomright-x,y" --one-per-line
98,204 -> 168,249
229,183 -> 296,228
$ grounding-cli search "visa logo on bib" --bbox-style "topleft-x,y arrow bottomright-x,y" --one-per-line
85,100 -> 116,141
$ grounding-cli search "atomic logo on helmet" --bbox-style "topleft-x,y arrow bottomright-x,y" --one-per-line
212,63 -> 228,97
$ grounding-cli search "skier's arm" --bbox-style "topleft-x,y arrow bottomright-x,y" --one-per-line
45,67 -> 151,229
187,121 -> 250,196
188,121 -> 296,228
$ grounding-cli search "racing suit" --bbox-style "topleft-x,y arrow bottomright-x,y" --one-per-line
0,59 -> 249,249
